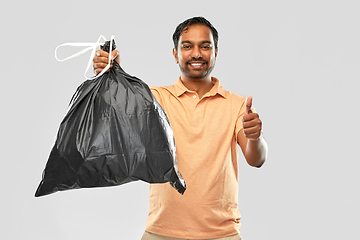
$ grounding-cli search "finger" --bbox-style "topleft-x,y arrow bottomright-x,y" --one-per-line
245,96 -> 253,114
242,113 -> 259,123
111,50 -> 120,64
244,130 -> 260,139
243,125 -> 262,139
94,50 -> 110,61
94,50 -> 110,63
95,49 -> 108,57
93,62 -> 109,70
242,116 -> 261,129
111,50 -> 118,60
243,121 -> 262,131
94,56 -> 109,64
244,132 -> 262,140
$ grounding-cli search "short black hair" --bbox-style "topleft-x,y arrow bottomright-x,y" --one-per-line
172,16 -> 219,50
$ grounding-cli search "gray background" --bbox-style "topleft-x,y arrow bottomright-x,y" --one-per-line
2,0 -> 359,239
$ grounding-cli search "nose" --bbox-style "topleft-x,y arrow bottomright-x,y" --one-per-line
191,47 -> 202,59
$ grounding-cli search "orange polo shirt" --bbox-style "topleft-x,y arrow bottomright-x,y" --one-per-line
145,77 -> 247,239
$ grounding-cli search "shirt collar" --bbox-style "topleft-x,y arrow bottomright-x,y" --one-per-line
173,77 -> 227,98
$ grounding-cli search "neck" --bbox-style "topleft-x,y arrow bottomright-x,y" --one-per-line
180,75 -> 214,98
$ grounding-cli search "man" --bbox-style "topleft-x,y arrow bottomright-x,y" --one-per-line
93,17 -> 268,240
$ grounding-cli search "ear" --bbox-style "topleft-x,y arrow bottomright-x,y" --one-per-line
173,48 -> 179,64
215,48 -> 218,58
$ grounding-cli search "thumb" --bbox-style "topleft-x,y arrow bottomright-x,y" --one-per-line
245,96 -> 253,114
111,50 -> 120,64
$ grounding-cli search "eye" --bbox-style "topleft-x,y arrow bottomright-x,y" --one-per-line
202,45 -> 211,50
182,45 -> 191,49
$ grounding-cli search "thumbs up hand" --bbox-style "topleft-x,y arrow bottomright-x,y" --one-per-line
242,96 -> 262,140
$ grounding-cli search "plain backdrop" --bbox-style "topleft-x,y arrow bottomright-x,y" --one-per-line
2,1 -> 359,239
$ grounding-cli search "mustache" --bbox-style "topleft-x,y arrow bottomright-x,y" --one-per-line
185,58 -> 208,64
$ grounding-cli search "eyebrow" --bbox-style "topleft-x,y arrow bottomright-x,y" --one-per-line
181,40 -> 212,45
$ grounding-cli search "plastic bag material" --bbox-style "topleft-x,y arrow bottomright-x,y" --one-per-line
35,40 -> 186,197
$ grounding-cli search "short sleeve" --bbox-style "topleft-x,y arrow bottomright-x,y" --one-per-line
235,98 -> 247,137
150,87 -> 164,108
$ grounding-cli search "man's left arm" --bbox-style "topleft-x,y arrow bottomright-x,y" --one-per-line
237,96 -> 268,168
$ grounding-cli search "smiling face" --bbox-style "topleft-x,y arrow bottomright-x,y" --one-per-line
173,24 -> 218,81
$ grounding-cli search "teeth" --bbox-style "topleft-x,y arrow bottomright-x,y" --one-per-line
191,63 -> 203,66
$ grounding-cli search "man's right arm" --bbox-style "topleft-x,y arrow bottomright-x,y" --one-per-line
93,49 -> 120,74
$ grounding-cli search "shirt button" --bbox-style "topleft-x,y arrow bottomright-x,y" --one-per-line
193,95 -> 196,99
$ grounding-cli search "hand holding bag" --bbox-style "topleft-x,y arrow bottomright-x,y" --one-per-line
35,36 -> 186,197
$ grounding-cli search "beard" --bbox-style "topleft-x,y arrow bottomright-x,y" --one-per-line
178,59 -> 216,79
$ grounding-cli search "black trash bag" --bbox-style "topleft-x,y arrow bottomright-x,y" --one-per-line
35,40 -> 186,197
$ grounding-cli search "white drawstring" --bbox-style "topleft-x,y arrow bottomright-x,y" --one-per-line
55,35 -> 115,80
